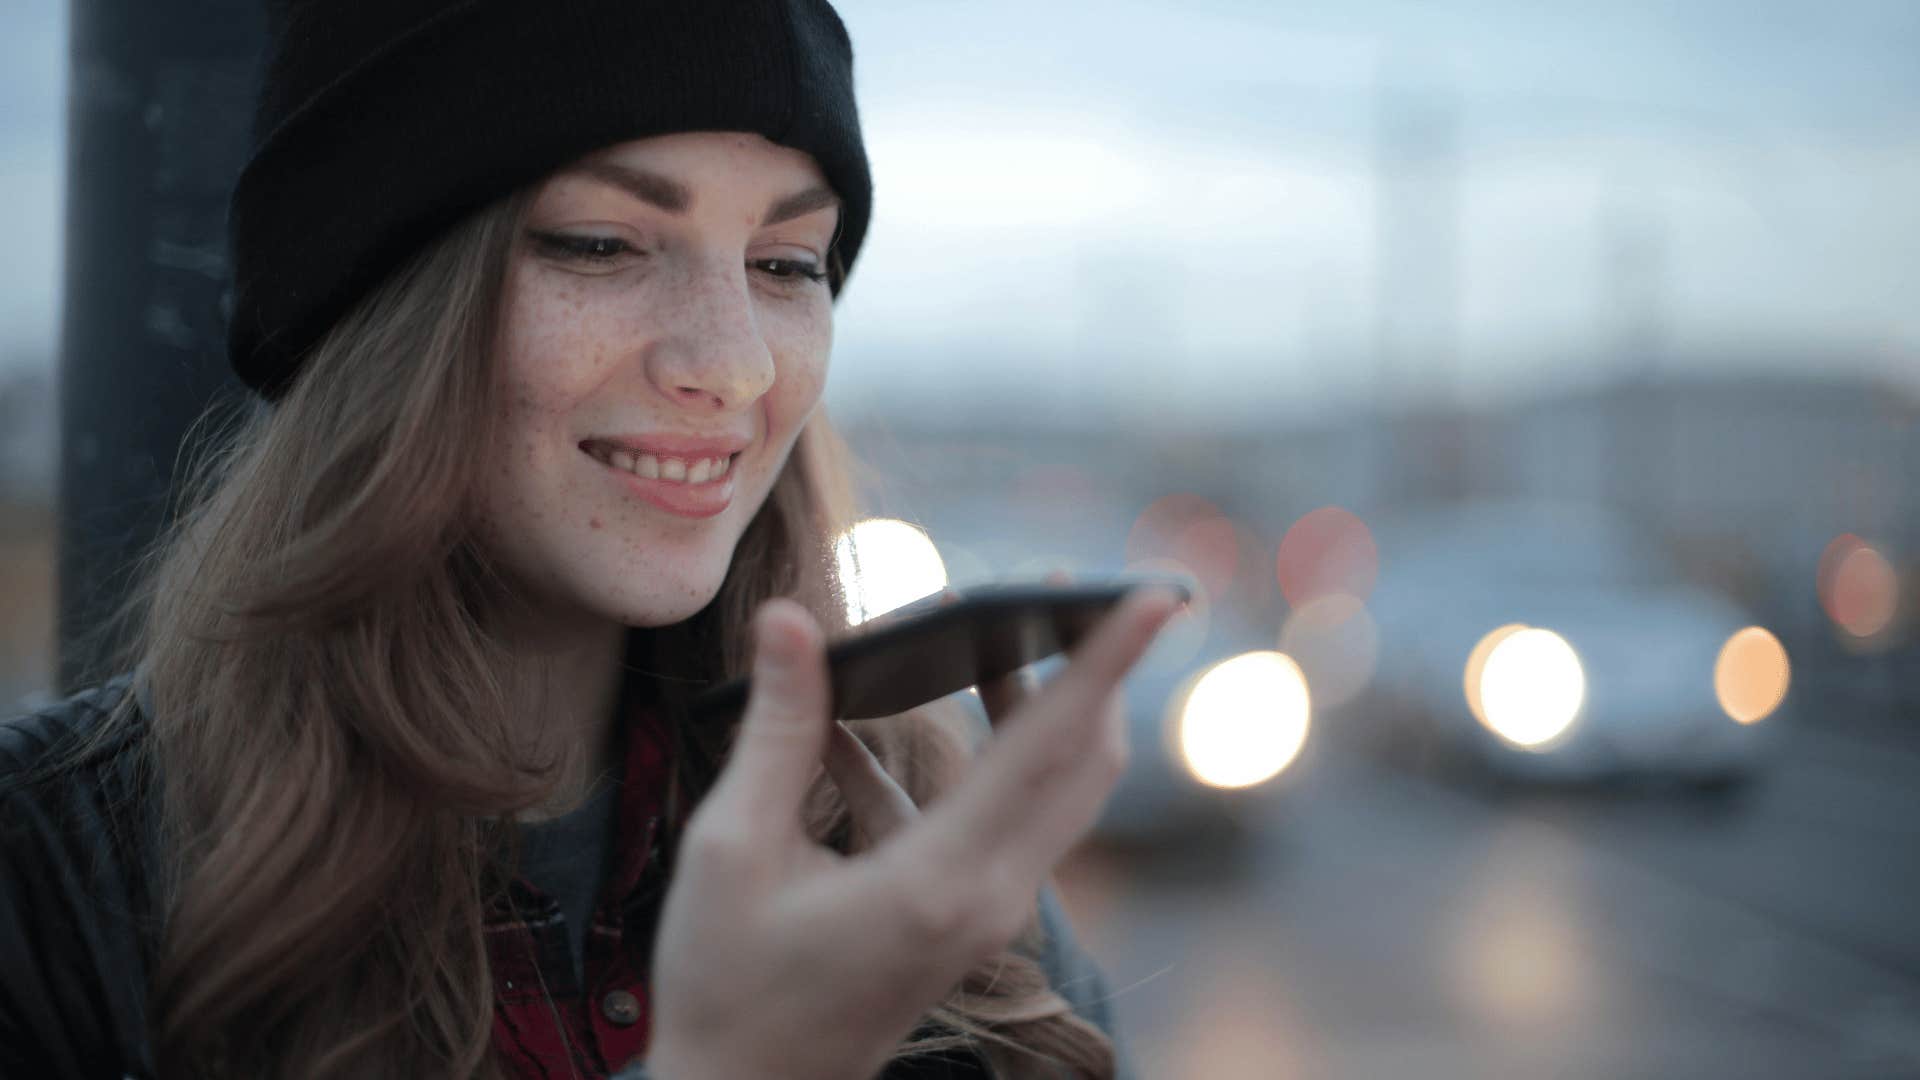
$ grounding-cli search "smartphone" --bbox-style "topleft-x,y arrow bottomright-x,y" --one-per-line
687,577 -> 1192,724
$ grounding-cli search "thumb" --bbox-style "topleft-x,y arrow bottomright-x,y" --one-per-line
711,598 -> 834,833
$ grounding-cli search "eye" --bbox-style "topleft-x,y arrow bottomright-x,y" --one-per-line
752,257 -> 828,285
528,231 -> 637,265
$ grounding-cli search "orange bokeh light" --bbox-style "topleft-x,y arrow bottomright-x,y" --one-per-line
1714,626 -> 1790,724
1127,493 -> 1241,603
1275,506 -> 1379,609
1817,534 -> 1899,638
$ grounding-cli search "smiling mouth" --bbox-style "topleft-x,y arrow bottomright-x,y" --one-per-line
581,440 -> 737,485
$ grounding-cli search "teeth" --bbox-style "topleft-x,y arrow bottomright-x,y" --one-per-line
589,442 -> 734,484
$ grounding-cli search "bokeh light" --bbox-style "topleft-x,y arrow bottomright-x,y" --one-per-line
1174,650 -> 1311,790
1477,628 -> 1585,749
1463,623 -> 1530,728
1276,593 -> 1379,709
1817,534 -> 1899,639
834,518 -> 949,625
1816,532 -> 1865,616
1275,506 -> 1379,608
1126,493 -> 1241,603
1714,626 -> 1790,724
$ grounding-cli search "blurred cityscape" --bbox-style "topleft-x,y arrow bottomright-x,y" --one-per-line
832,362 -> 1918,1078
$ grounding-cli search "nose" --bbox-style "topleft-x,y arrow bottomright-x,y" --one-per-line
643,262 -> 776,413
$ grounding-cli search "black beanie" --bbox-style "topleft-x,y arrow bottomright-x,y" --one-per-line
228,0 -> 872,398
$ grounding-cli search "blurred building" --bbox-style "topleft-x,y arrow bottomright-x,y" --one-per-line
842,363 -> 1916,692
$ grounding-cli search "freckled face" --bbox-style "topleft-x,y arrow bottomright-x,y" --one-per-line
479,132 -> 837,630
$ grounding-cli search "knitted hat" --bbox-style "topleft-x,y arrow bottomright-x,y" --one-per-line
228,0 -> 872,398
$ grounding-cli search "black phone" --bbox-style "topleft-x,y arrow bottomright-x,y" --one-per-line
686,577 -> 1192,724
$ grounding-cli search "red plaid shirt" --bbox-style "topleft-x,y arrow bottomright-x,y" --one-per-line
487,703 -> 675,1079
479,697 -> 993,1080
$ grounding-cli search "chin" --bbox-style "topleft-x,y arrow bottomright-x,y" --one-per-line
598,572 -> 731,629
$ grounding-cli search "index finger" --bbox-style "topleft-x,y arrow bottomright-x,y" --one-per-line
904,587 -> 1180,877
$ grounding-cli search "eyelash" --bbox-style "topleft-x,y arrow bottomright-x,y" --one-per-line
529,231 -> 828,284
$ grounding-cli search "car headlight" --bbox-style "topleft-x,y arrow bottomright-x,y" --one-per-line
1171,651 -> 1311,789
1714,626 -> 1790,723
1474,627 -> 1585,750
1463,623 -> 1530,730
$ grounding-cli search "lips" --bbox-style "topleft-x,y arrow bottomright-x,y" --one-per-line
582,441 -> 737,519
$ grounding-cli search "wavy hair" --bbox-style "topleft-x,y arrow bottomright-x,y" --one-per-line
98,187 -> 1116,1078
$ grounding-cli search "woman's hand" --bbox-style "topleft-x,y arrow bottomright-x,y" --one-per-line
644,588 -> 1179,1080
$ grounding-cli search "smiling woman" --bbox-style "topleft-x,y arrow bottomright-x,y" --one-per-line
0,2 -> 1174,1079
484,134 -> 840,638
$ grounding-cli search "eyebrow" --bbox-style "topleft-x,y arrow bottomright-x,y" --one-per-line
577,161 -> 692,213
573,161 -> 840,227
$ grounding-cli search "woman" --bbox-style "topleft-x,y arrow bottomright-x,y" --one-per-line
0,1 -> 1177,1078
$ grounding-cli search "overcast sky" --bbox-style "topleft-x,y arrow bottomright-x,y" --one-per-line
3,0 -> 1917,417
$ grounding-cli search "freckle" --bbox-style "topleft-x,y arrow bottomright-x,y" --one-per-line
589,517 -> 603,530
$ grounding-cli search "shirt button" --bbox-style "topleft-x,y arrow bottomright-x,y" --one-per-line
602,988 -> 642,1026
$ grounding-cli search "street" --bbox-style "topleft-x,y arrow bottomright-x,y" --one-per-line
1057,720 -> 1920,1079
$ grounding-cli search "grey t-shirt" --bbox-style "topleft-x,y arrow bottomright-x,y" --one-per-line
517,778 -> 621,983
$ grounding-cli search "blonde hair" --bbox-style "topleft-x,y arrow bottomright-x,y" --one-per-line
98,189 -> 1115,1078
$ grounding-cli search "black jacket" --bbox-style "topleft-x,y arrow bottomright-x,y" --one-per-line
0,681 -> 1134,1079
0,677 -> 161,1078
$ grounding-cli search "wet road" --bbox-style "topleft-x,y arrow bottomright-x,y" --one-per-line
1055,722 -> 1920,1079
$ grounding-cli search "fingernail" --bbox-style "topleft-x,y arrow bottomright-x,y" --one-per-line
1143,587 -> 1185,618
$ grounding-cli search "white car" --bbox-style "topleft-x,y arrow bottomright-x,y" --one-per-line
1360,501 -> 1784,787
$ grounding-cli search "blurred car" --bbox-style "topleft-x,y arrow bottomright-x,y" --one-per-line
1358,500 -> 1785,788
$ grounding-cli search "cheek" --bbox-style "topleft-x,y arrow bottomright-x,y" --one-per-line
497,268 -> 621,404
767,305 -> 832,424
485,275 -> 610,524
774,353 -> 827,418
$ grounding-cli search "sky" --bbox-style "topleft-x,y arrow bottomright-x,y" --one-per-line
3,0 -> 1917,419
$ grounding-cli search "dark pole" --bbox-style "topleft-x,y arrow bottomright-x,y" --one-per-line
57,0 -> 266,692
